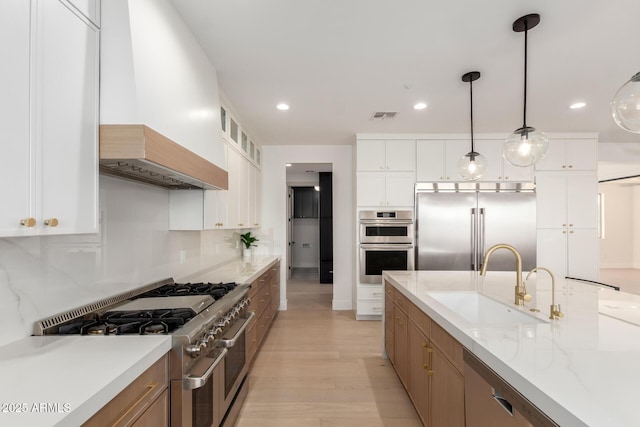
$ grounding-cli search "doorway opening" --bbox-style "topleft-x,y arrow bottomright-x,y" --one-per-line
286,163 -> 333,307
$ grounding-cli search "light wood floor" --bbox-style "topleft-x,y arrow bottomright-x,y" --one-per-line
235,278 -> 422,427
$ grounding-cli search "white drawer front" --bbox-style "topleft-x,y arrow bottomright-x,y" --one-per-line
357,300 -> 384,315
357,285 -> 384,300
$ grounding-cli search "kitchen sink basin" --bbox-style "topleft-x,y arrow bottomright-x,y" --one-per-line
427,292 -> 546,325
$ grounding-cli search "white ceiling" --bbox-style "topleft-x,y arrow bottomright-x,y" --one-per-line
172,0 -> 640,147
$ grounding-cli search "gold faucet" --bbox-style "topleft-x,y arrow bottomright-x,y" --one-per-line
526,267 -> 564,320
480,243 -> 531,306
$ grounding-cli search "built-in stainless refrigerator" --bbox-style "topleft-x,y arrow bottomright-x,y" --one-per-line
415,182 -> 536,271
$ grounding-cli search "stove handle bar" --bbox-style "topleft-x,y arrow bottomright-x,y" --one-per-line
183,348 -> 228,390
219,311 -> 256,348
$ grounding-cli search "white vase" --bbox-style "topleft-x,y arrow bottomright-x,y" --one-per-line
243,248 -> 251,258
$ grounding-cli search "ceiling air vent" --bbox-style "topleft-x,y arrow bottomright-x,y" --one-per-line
371,111 -> 397,121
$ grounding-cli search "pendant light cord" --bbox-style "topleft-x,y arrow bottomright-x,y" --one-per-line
523,23 -> 528,129
469,78 -> 475,152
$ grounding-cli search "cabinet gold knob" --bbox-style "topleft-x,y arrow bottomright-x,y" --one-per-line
423,364 -> 428,369
20,217 -> 36,227
44,218 -> 59,227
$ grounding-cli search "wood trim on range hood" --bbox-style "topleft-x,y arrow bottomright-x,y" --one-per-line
99,125 -> 228,190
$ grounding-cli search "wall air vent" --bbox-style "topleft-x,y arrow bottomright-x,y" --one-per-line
370,111 -> 397,121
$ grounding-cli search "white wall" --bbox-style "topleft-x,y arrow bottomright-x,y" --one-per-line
0,176 -> 242,347
262,145 -> 354,310
599,183 -> 634,268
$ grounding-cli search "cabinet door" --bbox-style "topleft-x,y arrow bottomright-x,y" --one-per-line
536,175 -> 568,228
408,322 -> 430,425
357,172 -> 386,206
357,139 -> 386,171
568,228 -> 599,280
567,174 -> 598,228
385,140 -> 415,171
536,229 -> 567,279
0,0 -> 32,236
203,190 -> 228,229
565,139 -> 597,171
393,307 -> 409,388
444,140 -> 470,181
474,139 -> 503,181
431,346 -> 465,427
385,173 -> 415,207
227,148 -> 242,227
132,389 -> 168,427
416,140 -> 445,181
534,140 -> 566,171
251,164 -> 262,227
36,0 -> 99,234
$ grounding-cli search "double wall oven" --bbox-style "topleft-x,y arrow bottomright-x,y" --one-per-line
359,210 -> 415,283
34,279 -> 254,427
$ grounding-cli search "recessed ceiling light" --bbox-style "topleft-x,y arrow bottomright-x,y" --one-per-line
277,103 -> 290,111
414,102 -> 427,110
286,163 -> 292,167
570,102 -> 586,109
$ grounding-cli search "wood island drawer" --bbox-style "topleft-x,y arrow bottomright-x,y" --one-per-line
393,290 -> 410,314
83,354 -> 168,427
409,303 -> 431,337
431,322 -> 463,373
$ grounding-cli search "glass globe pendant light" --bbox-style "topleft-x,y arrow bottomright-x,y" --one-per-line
458,71 -> 488,181
611,71 -> 640,133
504,13 -> 549,167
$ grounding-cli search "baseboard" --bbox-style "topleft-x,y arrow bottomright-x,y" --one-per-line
355,314 -> 382,321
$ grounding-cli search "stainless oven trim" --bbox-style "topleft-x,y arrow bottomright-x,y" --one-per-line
359,243 -> 415,284
220,311 -> 255,348
183,348 -> 228,390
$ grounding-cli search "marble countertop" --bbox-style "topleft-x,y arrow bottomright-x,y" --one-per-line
0,255 -> 280,426
383,270 -> 640,427
0,335 -> 170,426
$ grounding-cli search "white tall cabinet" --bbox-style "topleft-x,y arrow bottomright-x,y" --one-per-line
535,137 -> 599,281
0,0 -> 99,237
356,139 -> 416,208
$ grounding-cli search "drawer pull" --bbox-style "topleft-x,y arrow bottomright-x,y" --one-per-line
112,381 -> 160,424
492,389 -> 514,416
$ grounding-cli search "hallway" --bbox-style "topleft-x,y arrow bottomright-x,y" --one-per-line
235,278 -> 422,426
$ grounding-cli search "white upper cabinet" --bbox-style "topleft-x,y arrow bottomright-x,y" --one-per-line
416,139 -> 467,181
357,140 -> 415,172
0,0 -> 99,236
36,0 -> 99,235
536,174 -> 598,229
535,139 -> 597,171
357,172 -> 415,207
475,139 -> 534,182
0,0 -> 31,236
417,139 -> 533,182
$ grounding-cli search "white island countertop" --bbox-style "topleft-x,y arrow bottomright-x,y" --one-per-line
0,335 -> 170,427
383,270 -> 640,427
0,255 -> 281,427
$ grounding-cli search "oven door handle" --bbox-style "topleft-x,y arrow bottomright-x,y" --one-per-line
183,347 -> 228,390
219,311 -> 256,348
360,220 -> 413,225
359,244 -> 414,250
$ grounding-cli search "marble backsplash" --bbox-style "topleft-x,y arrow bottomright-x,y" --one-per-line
0,175 -> 255,347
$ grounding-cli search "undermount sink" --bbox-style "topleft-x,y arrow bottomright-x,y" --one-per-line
427,292 -> 546,325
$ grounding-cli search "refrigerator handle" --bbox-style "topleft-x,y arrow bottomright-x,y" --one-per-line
471,208 -> 477,270
479,207 -> 486,268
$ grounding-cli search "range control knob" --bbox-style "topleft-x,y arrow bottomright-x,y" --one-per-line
197,337 -> 209,349
185,344 -> 201,358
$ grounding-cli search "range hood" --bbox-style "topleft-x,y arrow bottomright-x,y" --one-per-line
99,125 -> 228,190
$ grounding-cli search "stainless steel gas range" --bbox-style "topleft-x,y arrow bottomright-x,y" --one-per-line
33,278 -> 254,427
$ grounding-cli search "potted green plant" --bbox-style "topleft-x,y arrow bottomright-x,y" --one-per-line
240,232 -> 258,258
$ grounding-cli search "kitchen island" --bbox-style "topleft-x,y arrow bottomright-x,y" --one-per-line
384,270 -> 640,427
0,255 -> 280,426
